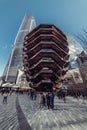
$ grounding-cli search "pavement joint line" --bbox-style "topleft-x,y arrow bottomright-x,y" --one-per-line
16,96 -> 32,130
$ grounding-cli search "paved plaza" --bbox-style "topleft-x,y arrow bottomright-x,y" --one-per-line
0,93 -> 87,130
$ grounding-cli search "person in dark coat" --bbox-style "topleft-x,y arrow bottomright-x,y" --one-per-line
46,93 -> 51,109
50,92 -> 55,109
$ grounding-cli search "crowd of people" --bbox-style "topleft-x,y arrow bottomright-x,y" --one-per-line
38,92 -> 55,110
27,90 -> 55,110
1,88 -> 87,108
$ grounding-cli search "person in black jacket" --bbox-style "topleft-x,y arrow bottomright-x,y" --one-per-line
46,93 -> 51,109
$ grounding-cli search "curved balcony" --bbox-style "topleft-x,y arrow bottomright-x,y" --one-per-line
24,29 -> 67,45
29,60 -> 61,73
29,70 -> 58,82
33,79 -> 53,91
25,42 -> 69,59
24,24 -> 66,42
28,50 -> 69,67
24,34 -> 68,51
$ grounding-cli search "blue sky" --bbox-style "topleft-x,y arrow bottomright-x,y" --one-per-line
0,0 -> 87,76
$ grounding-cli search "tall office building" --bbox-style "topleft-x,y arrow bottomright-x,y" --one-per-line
66,34 -> 85,68
3,15 -> 36,83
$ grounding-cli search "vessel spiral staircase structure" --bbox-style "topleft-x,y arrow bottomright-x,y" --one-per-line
23,24 -> 69,91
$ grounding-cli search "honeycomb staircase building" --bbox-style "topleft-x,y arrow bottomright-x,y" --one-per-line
23,24 -> 69,91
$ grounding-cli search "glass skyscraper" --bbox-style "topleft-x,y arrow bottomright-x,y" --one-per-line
3,15 -> 36,83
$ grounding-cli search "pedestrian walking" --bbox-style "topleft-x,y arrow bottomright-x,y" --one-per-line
50,92 -> 55,109
39,93 -> 44,108
3,92 -> 8,104
43,93 -> 46,107
46,93 -> 51,109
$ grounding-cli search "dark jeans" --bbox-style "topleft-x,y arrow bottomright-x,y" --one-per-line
3,97 -> 7,104
50,99 -> 54,109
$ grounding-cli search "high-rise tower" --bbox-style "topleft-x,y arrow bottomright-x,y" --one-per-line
3,15 -> 36,83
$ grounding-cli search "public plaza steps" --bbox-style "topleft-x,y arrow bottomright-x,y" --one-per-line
0,93 -> 87,130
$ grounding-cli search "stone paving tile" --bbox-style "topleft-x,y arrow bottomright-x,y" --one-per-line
0,93 -> 87,130
0,93 -> 19,130
18,94 -> 87,130
16,96 -> 32,130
